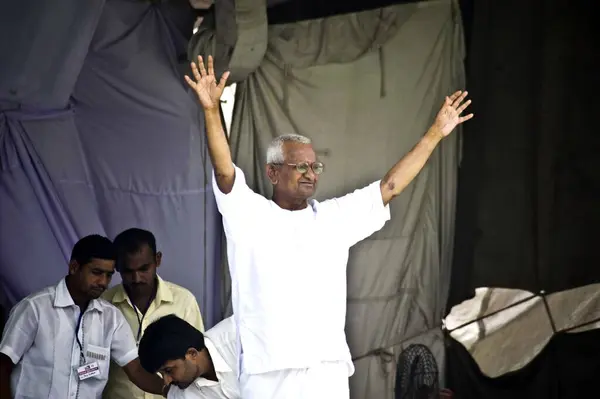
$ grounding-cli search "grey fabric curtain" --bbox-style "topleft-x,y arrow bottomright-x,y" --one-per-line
0,0 -> 222,327
0,0 -> 107,306
190,0 -> 465,396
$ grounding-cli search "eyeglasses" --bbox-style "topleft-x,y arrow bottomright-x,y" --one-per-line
273,161 -> 325,175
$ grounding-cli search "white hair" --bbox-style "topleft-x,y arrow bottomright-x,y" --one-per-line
266,134 -> 312,164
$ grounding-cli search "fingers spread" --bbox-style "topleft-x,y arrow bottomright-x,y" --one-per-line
191,62 -> 201,82
456,99 -> 472,114
459,113 -> 474,123
218,71 -> 231,89
184,75 -> 197,89
197,55 -> 207,77
452,91 -> 468,108
208,55 -> 215,77
448,90 -> 462,103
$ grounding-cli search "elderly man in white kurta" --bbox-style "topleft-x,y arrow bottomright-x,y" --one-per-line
184,56 -> 473,399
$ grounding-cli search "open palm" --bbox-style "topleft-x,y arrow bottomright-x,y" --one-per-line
433,90 -> 474,137
185,55 -> 230,110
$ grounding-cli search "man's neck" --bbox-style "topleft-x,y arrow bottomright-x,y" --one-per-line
126,281 -> 157,314
65,276 -> 89,310
272,193 -> 308,211
198,349 -> 218,382
133,296 -> 152,314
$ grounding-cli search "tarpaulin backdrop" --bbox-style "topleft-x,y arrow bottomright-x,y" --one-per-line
0,0 -> 223,328
191,1 -> 465,397
445,0 -> 600,397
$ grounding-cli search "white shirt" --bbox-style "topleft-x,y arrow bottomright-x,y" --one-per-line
167,317 -> 239,399
0,278 -> 139,399
213,166 -> 390,375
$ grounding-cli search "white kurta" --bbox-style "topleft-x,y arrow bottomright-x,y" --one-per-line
212,166 -> 390,398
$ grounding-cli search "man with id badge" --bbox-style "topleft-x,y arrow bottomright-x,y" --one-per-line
0,235 -> 167,399
102,228 -> 204,399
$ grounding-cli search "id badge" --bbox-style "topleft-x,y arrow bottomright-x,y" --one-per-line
76,361 -> 100,381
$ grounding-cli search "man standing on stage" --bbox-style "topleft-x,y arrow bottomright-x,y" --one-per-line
185,55 -> 473,399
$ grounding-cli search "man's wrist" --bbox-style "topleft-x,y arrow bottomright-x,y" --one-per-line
203,106 -> 220,116
424,127 -> 444,148
162,384 -> 170,398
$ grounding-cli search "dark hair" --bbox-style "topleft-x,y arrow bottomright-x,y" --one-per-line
113,228 -> 157,270
139,314 -> 205,374
70,235 -> 116,266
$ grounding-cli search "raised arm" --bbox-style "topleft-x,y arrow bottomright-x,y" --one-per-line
380,91 -> 473,205
184,55 -> 235,194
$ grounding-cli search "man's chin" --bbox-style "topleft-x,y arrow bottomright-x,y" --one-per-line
298,185 -> 316,197
176,381 -> 193,389
127,285 -> 148,294
88,290 -> 104,299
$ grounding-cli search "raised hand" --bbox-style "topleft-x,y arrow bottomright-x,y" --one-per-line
184,55 -> 230,110
432,90 -> 474,138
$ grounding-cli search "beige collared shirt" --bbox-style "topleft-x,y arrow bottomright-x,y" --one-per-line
101,276 -> 204,399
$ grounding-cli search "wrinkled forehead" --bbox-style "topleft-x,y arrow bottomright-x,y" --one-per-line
282,142 -> 316,163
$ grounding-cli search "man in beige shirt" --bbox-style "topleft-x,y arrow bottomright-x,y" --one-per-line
102,228 -> 205,399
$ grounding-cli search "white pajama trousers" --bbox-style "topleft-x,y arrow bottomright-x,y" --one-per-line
240,361 -> 350,399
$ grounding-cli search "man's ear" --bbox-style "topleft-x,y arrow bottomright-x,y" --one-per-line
155,252 -> 162,268
266,164 -> 279,185
68,260 -> 79,275
186,348 -> 199,359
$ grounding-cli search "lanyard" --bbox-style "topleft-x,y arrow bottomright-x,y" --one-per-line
74,309 -> 88,399
75,311 -> 86,364
126,281 -> 158,343
131,294 -> 155,343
